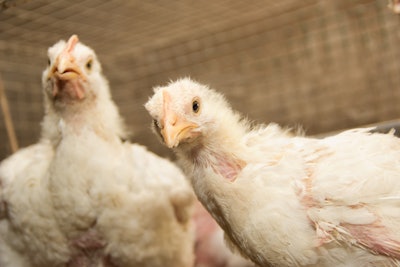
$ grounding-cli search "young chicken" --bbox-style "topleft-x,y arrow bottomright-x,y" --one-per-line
145,78 -> 400,267
0,36 -> 195,267
193,201 -> 255,267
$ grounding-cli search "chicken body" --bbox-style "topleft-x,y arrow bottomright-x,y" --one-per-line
193,201 -> 255,267
0,36 -> 195,267
145,78 -> 400,267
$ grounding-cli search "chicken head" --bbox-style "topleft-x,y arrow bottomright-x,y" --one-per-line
42,35 -> 104,107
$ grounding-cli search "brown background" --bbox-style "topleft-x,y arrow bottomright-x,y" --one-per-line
1,0 -> 400,160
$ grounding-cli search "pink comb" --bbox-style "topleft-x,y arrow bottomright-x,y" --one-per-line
66,35 -> 79,53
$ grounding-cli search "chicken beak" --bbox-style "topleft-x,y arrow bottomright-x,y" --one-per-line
47,35 -> 85,99
48,35 -> 81,80
161,91 -> 199,148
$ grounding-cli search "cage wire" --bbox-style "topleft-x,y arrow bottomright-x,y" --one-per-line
1,0 -> 400,160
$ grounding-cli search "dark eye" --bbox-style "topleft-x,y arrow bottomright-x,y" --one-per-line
153,119 -> 160,129
47,58 -> 51,66
86,59 -> 93,70
192,99 -> 200,113
152,119 -> 164,140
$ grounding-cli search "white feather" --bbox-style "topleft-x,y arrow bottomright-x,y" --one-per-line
0,38 -> 195,267
145,78 -> 400,267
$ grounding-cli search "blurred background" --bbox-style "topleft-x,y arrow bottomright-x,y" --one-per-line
1,0 -> 400,161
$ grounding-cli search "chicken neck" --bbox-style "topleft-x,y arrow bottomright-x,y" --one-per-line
41,91 -> 125,147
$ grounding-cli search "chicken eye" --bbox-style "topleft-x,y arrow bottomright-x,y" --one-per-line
86,59 -> 93,71
47,58 -> 51,66
192,99 -> 200,114
153,119 -> 160,129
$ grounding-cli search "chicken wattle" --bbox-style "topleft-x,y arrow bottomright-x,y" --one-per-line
0,36 -> 196,267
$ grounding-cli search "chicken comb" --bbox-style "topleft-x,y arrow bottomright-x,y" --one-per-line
65,34 -> 79,53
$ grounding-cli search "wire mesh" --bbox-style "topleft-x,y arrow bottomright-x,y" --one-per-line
1,0 -> 400,160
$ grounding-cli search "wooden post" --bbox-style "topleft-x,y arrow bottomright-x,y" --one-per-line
0,74 -> 19,153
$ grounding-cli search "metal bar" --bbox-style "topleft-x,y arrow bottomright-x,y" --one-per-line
0,73 -> 18,153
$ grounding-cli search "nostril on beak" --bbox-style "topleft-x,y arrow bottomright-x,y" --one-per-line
163,111 -> 178,128
171,116 -> 177,126
168,114 -> 178,126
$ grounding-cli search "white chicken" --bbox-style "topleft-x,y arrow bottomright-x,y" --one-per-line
0,36 -> 196,267
145,77 -> 400,267
193,201 -> 255,267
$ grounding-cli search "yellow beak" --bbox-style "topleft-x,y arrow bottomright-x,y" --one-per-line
48,35 -> 81,80
161,91 -> 199,148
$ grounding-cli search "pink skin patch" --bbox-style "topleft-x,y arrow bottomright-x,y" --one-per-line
53,78 -> 85,101
211,152 -> 245,182
67,228 -> 117,267
194,201 -> 219,238
192,147 -> 245,182
70,228 -> 106,250
300,169 -> 400,259
193,201 -> 225,267
343,222 -> 400,258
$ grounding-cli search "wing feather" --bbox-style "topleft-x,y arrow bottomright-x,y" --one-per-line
301,130 -> 400,260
